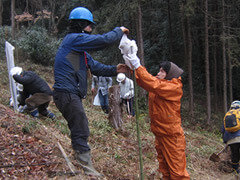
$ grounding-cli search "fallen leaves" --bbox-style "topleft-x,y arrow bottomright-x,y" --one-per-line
0,105 -> 65,179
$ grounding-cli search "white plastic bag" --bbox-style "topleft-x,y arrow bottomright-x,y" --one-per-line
119,34 -> 138,69
93,93 -> 101,106
119,34 -> 138,55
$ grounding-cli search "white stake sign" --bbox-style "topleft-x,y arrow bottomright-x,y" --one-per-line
5,41 -> 18,111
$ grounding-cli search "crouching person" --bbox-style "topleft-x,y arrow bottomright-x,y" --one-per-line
10,66 -> 55,119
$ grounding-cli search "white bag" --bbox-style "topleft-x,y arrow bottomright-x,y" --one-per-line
118,34 -> 138,69
119,34 -> 138,55
93,93 -> 101,106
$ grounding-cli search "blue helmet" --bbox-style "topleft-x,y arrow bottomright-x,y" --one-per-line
231,100 -> 240,109
69,7 -> 95,24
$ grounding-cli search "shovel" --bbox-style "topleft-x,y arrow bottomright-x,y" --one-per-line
209,145 -> 228,162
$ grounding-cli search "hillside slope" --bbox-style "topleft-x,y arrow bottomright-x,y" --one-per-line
0,59 -> 238,179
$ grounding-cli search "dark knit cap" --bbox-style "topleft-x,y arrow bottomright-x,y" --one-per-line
160,61 -> 183,80
69,19 -> 92,33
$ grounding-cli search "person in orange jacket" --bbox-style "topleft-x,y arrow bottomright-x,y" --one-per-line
123,54 -> 190,179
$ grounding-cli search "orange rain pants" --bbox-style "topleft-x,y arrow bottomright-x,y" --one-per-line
155,134 -> 190,179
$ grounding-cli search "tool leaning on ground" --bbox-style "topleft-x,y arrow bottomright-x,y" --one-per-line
209,145 -> 228,162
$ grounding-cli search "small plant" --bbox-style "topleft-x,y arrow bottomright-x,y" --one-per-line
22,119 -> 38,134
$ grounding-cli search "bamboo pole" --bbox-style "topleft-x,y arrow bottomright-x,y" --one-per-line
133,71 -> 144,179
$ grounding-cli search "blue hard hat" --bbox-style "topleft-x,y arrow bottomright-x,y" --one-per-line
69,7 -> 95,24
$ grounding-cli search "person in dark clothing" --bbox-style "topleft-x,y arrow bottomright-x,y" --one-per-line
53,7 -> 129,176
10,66 -> 55,119
222,100 -> 240,174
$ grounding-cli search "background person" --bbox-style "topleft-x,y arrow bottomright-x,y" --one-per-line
53,6 -> 129,176
10,66 -> 55,119
222,100 -> 240,174
123,53 -> 190,179
116,73 -> 135,117
91,75 -> 112,114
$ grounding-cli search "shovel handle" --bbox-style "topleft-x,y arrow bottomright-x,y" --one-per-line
217,145 -> 228,155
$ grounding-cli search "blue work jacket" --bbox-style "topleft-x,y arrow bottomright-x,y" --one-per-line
53,27 -> 123,98
222,124 -> 240,143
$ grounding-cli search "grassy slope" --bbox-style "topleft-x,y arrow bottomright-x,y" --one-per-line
0,59 -> 238,179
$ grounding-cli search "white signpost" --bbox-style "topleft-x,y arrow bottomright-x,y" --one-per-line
5,41 -> 18,111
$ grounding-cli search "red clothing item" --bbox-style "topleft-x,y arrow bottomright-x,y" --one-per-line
135,66 -> 190,179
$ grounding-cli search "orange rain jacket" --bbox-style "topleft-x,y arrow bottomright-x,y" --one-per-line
135,66 -> 190,179
135,66 -> 184,136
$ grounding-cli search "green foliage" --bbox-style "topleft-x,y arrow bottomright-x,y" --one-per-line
0,26 -> 13,57
16,26 -> 62,66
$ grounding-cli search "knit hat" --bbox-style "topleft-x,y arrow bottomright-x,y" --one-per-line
69,19 -> 92,33
159,61 -> 183,80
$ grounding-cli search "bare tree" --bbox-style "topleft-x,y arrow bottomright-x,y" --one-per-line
180,1 -> 194,120
222,0 -> 227,113
136,0 -> 144,66
0,0 -> 3,26
167,0 -> 173,59
11,0 -> 15,40
205,0 -> 211,123
226,5 -> 232,103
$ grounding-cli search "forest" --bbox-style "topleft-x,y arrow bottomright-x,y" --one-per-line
1,0 -> 240,125
1,0 -> 240,179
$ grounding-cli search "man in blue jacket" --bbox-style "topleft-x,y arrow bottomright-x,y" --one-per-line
53,7 -> 129,176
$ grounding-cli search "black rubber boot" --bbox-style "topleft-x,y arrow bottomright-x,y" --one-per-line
232,163 -> 239,173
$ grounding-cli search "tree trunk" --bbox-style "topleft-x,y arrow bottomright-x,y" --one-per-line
180,2 -> 194,119
0,0 -> 3,26
222,0 -> 227,113
108,85 -> 123,129
11,0 -> 15,40
227,6 -> 232,103
167,0 -> 173,59
136,1 -> 144,66
136,0 -> 148,122
40,0 -> 44,29
54,1 -> 68,35
213,29 -> 218,112
205,0 -> 211,123
187,17 -> 194,120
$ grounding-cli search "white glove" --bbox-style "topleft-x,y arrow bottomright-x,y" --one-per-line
124,92 -> 130,99
123,54 -> 141,70
10,67 -> 22,76
16,83 -> 23,91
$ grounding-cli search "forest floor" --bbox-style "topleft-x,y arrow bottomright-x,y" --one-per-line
0,59 -> 239,180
